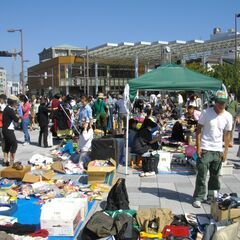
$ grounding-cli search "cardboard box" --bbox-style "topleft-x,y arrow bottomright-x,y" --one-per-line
1,166 -> 31,180
211,201 -> 240,222
22,170 -> 56,183
40,198 -> 88,236
87,159 -> 116,185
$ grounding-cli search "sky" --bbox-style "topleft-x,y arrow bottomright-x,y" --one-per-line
0,0 -> 240,80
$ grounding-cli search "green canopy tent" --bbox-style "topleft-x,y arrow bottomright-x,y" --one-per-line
129,63 -> 223,100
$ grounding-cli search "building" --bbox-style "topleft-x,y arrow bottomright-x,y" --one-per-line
6,81 -> 20,96
39,44 -> 85,63
28,46 -> 144,96
0,68 -> 7,95
28,28 -> 240,96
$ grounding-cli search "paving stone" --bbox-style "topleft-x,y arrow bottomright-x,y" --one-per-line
140,176 -> 158,183
129,205 -> 139,210
202,203 -> 211,214
139,205 -> 160,209
126,186 -> 141,193
175,182 -> 193,189
160,199 -> 183,214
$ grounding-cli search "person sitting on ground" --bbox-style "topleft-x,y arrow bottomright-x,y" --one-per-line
128,118 -> 138,149
182,105 -> 201,125
37,98 -> 50,148
132,119 -> 161,176
2,96 -> 19,166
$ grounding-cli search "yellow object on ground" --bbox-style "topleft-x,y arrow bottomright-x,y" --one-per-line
140,231 -> 163,239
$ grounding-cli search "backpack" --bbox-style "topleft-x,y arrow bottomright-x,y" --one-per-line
105,178 -> 129,211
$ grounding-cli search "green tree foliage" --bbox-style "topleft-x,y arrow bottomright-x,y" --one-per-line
212,62 -> 240,94
186,62 -> 209,75
186,61 -> 240,95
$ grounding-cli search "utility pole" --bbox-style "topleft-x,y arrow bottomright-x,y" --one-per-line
86,46 -> 89,96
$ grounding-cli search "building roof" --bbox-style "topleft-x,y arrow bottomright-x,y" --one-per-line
52,44 -> 83,50
84,34 -> 240,65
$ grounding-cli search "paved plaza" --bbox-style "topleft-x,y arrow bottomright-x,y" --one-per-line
2,129 -> 240,217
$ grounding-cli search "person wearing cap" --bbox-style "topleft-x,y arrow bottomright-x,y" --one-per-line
93,93 -> 108,135
2,96 -> 20,166
192,90 -> 233,208
132,118 -> 161,177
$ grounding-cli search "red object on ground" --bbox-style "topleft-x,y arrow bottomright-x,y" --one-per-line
162,225 -> 190,238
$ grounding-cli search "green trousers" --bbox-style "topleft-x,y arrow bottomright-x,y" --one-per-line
193,150 -> 222,201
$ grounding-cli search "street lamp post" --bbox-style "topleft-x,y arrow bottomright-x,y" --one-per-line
235,13 -> 240,64
7,29 -> 25,93
235,13 -> 240,96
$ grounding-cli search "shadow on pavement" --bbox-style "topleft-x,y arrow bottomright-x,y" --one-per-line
140,187 -> 193,203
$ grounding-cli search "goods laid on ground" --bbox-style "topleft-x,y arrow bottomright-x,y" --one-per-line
80,178 -> 240,239
0,138 -> 118,239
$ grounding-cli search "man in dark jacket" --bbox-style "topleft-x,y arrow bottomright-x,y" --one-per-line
37,98 -> 49,147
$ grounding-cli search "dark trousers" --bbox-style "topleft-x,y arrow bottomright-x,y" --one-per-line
38,125 -> 48,147
193,150 -> 222,201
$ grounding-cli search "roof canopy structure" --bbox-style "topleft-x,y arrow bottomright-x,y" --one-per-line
128,64 -> 223,99
85,35 -> 240,65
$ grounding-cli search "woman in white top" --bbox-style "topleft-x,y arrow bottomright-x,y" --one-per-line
78,121 -> 93,163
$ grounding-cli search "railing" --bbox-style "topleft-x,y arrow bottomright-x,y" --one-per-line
60,77 -> 129,87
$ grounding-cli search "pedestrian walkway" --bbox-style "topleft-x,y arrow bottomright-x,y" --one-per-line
96,137 -> 240,215
2,129 -> 240,216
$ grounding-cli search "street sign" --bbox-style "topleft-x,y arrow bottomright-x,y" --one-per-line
0,51 -> 12,57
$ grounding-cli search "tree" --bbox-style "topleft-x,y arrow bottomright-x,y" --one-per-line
186,62 -> 210,75
186,61 -> 240,97
212,61 -> 240,95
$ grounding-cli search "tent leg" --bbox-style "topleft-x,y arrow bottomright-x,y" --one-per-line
125,114 -> 129,175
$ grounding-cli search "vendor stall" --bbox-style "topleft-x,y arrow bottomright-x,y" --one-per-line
129,63 -> 223,100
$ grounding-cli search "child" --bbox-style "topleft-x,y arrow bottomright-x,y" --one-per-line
78,121 -> 93,163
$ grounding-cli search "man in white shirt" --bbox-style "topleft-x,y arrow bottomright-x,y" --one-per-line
192,90 -> 232,208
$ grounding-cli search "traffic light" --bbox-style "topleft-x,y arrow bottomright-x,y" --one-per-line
0,51 -> 12,57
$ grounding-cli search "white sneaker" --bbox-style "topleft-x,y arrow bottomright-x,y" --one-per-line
22,142 -> 30,146
139,172 -> 146,177
192,200 -> 202,208
145,172 -> 156,177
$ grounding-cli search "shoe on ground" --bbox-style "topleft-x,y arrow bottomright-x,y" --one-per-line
2,162 -> 10,167
145,172 -> 156,177
139,172 -> 146,177
192,200 -> 202,208
23,142 -> 30,146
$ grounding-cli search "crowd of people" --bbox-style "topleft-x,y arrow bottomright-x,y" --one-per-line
0,90 -> 239,209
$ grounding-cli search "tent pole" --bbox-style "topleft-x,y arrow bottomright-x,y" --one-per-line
125,113 -> 129,175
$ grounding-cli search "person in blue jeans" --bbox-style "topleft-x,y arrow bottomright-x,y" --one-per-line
20,95 -> 31,145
